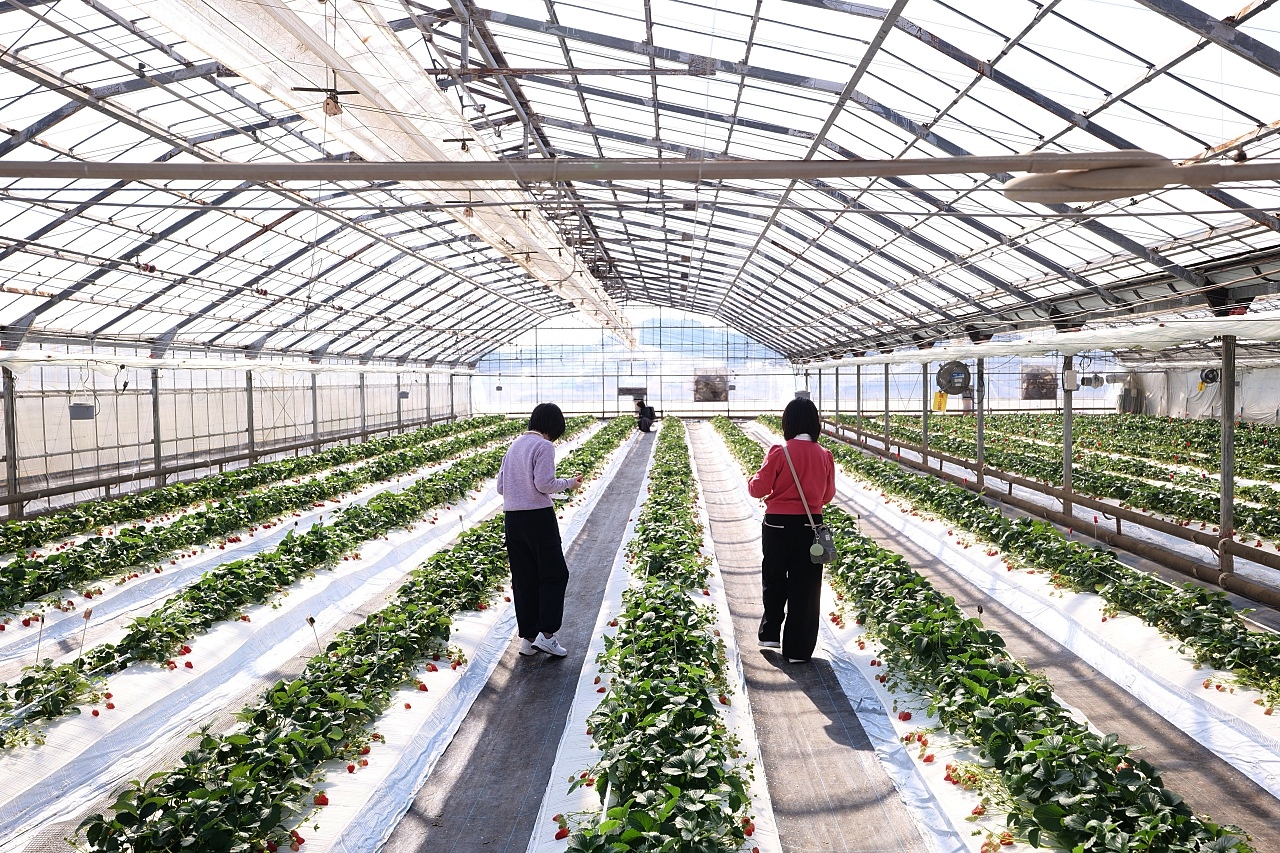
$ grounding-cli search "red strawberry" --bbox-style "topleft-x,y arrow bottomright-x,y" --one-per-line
718,693 -> 730,705
922,754 -> 935,763
314,792 -> 329,806
596,686 -> 605,693
404,702 -> 412,709
972,805 -> 985,816
418,683 -> 428,691
106,702 -> 115,710
92,709 -> 100,717
184,661 -> 194,669
21,618 -> 30,628
267,842 -> 278,852
554,827 -> 569,840
360,745 -> 371,755
552,814 -> 563,823
347,764 -> 356,773
359,759 -> 368,767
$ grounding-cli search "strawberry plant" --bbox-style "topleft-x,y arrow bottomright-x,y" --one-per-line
562,419 -> 753,852
0,418 -> 526,616
761,416 -> 1280,710
0,415 -> 503,557
720,418 -> 1252,852
0,418 -> 604,746
72,416 -> 638,851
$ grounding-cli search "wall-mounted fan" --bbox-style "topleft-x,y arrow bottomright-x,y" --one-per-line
935,360 -> 971,395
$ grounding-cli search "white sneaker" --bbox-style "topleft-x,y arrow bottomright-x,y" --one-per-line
532,634 -> 568,657
518,638 -> 538,656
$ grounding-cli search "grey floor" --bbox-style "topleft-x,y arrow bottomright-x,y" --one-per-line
836,464 -> 1280,852
381,431 -> 654,853
687,422 -> 929,853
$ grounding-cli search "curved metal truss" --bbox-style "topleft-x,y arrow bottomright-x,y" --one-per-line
2,0 -> 1280,365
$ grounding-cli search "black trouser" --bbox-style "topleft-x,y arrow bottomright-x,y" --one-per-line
504,507 -> 569,639
759,512 -> 823,661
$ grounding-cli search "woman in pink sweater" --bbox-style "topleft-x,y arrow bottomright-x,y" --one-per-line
497,403 -> 581,658
747,398 -> 836,663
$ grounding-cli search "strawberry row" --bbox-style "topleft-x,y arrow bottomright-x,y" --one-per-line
762,416 -> 1280,709
0,417 -> 597,748
820,504 -> 1252,853
0,415 -> 503,557
560,418 -> 753,852
718,417 -> 1251,852
0,417 -> 522,616
886,415 -> 1280,540
75,416 -> 639,852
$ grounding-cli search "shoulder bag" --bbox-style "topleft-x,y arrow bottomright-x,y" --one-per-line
781,442 -> 837,564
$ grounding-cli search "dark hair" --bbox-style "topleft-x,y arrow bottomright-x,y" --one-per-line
528,402 -> 567,441
782,398 -> 821,441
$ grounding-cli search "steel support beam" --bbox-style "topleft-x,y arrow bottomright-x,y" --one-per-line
1130,0 -> 1280,80
1063,355 -> 1074,518
921,361 -> 930,467
1221,334 -> 1237,574
151,368 -> 165,486
975,357 -> 985,492
246,370 -> 257,462
3,368 -> 21,520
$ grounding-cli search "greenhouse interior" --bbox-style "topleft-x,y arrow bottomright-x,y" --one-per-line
7,0 -> 1280,851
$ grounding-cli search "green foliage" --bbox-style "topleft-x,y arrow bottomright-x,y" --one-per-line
0,416 -> 504,558
0,417 -> 520,615
567,419 -> 752,853
0,418 -> 602,746
760,415 -> 1280,709
723,418 -> 1253,853
74,417 -> 638,851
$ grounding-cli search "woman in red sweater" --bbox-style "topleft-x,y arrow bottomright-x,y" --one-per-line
747,397 -> 836,663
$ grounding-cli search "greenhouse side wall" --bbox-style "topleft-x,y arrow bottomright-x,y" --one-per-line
0,362 -> 471,520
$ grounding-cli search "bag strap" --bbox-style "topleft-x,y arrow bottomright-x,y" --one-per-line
781,442 -> 819,530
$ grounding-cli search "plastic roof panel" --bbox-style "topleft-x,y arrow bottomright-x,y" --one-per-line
3,0 -> 1280,362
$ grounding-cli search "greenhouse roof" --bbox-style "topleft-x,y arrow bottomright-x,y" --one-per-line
3,0 -> 1280,365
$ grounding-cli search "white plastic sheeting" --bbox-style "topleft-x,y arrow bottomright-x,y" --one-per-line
804,318 -> 1280,368
728,423 -> 965,853
0,425 -> 605,850
818,447 -> 1280,803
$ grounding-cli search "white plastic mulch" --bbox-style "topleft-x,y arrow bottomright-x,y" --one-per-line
528,423 -> 782,853
0,425 -> 612,852
0,429 -> 540,676
713,424 -> 967,853
295,429 -> 641,853
749,422 -> 1280,805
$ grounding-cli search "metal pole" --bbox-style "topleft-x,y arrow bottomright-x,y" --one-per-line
856,364 -> 863,437
883,363 -> 891,454
1221,335 -> 1237,574
448,373 -> 456,421
3,367 -> 21,519
921,362 -> 930,467
358,371 -> 367,436
396,374 -> 403,431
425,375 -> 433,425
245,370 -> 256,462
1062,355 -> 1074,519
834,367 -> 840,433
976,358 -> 986,492
150,368 -> 164,486
311,373 -> 320,450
